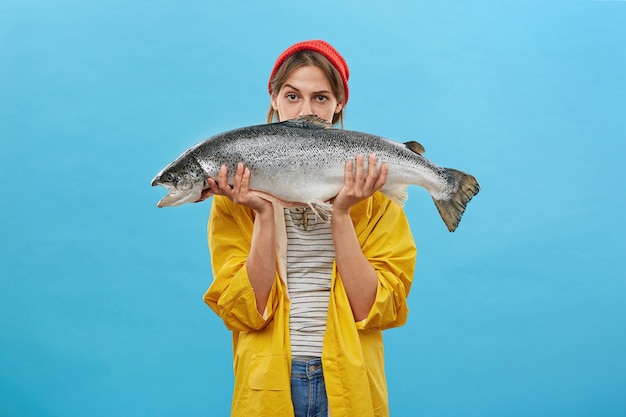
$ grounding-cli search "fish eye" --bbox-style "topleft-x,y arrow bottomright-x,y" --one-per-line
165,172 -> 177,183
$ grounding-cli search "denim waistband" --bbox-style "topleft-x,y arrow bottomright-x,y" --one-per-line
291,358 -> 323,379
290,358 -> 327,416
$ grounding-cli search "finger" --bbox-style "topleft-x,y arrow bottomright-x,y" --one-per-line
233,163 -> 244,190
365,154 -> 378,187
196,187 -> 215,202
354,154 -> 365,182
344,159 -> 354,184
207,177 -> 219,193
374,163 -> 389,190
217,164 -> 230,190
240,167 -> 251,192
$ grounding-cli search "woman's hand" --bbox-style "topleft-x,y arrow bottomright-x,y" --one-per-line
198,163 -> 272,215
201,163 -> 276,315
332,154 -> 388,215
329,154 -> 387,321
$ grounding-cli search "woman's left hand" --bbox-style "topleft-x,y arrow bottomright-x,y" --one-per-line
332,154 -> 388,215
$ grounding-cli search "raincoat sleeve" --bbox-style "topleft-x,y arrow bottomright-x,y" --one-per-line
352,193 -> 417,331
203,196 -> 280,331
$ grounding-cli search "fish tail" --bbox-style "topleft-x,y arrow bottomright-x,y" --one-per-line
434,169 -> 480,232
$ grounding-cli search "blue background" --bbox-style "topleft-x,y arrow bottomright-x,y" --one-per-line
1,1 -> 624,416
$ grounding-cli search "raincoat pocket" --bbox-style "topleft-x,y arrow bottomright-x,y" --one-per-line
248,354 -> 290,391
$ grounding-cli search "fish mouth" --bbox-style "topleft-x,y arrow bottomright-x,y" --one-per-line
153,182 -> 205,207
155,191 -> 191,208
156,196 -> 172,208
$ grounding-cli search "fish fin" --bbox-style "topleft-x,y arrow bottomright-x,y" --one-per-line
433,169 -> 480,232
381,185 -> 409,207
308,200 -> 334,222
404,141 -> 426,155
283,115 -> 332,129
248,191 -> 308,209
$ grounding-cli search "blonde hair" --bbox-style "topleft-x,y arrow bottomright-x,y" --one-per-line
267,50 -> 346,127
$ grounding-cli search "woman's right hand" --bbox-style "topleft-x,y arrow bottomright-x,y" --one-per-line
200,163 -> 272,214
205,163 -> 277,315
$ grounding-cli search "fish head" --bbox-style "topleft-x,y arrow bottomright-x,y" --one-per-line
151,161 -> 207,207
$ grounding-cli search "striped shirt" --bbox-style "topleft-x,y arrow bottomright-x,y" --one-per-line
284,207 -> 335,358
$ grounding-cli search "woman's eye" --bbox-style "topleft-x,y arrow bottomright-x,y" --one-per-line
316,95 -> 328,103
286,93 -> 297,101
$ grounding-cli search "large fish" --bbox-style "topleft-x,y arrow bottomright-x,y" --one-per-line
151,115 -> 480,232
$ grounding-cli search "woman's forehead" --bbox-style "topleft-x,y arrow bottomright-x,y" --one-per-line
281,66 -> 333,92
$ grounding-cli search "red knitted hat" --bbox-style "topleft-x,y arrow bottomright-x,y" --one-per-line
268,40 -> 350,104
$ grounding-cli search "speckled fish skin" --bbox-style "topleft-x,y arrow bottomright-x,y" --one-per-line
151,116 -> 480,231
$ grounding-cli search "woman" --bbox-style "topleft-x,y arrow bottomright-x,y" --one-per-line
203,40 -> 417,417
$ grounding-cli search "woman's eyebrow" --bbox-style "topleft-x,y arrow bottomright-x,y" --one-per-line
283,84 -> 332,95
283,84 -> 301,92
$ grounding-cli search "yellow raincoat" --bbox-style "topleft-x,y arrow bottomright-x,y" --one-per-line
204,192 -> 416,417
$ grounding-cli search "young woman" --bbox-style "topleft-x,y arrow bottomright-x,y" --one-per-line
203,40 -> 417,417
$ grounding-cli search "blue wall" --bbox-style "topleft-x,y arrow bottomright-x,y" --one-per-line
1,1 -> 624,416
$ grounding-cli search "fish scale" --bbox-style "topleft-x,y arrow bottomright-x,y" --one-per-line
152,115 -> 480,232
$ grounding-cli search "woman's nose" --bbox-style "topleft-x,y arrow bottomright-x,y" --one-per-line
298,101 -> 312,117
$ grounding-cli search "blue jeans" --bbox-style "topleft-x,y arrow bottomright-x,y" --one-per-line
291,358 -> 328,417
